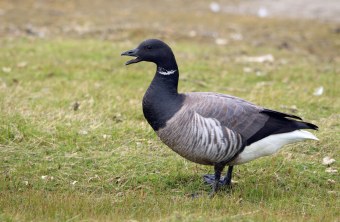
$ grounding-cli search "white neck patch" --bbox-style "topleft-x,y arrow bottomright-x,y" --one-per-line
158,67 -> 177,75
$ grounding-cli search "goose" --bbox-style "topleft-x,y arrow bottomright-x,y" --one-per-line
121,39 -> 319,195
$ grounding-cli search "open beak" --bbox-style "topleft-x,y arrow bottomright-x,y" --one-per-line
121,48 -> 141,65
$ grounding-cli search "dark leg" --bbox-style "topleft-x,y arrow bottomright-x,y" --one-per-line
222,165 -> 234,186
204,165 -> 234,186
209,163 -> 225,197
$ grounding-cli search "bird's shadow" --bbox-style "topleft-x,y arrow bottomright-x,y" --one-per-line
146,173 -> 236,198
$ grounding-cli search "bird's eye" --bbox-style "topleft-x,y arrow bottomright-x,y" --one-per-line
146,45 -> 152,50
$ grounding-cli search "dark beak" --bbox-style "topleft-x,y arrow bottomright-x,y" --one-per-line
121,48 -> 141,65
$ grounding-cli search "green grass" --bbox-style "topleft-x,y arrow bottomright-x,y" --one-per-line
0,16 -> 339,221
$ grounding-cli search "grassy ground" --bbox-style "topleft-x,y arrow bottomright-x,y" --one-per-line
0,1 -> 339,221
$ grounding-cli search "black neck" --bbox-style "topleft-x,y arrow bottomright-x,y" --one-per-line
152,67 -> 179,95
142,60 -> 184,131
156,55 -> 178,71
151,55 -> 179,95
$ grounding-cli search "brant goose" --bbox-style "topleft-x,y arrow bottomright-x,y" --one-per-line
121,39 -> 318,195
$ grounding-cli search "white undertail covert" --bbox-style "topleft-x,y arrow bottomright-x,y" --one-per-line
230,130 -> 319,165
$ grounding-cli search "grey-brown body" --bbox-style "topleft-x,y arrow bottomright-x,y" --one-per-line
157,92 -> 269,165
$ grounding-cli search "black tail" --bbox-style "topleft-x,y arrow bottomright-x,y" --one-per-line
261,108 -> 302,120
295,121 -> 318,131
261,108 -> 318,131
247,109 -> 319,145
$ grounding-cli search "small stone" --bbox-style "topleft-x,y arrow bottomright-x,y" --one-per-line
2,67 -> 11,73
243,67 -> 252,73
72,101 -> 80,111
327,179 -> 336,184
215,38 -> 228,45
17,61 -> 27,68
189,30 -> 197,37
237,54 -> 274,63
210,2 -> 221,13
78,130 -> 88,135
71,180 -> 78,185
325,168 -> 338,174
230,33 -> 243,41
322,156 -> 335,166
258,7 -> 268,18
313,86 -> 324,96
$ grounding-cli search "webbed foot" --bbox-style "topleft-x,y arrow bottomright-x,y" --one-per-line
203,174 -> 232,186
203,174 -> 224,185
203,165 -> 234,195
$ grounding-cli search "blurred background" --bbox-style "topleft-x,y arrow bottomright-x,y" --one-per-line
1,0 -> 339,40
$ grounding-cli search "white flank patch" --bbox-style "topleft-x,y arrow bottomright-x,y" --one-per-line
231,130 -> 319,165
158,68 -> 177,75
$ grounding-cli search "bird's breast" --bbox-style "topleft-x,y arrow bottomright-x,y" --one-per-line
142,90 -> 184,131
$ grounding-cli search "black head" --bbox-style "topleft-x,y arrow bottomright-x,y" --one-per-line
121,39 -> 175,67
